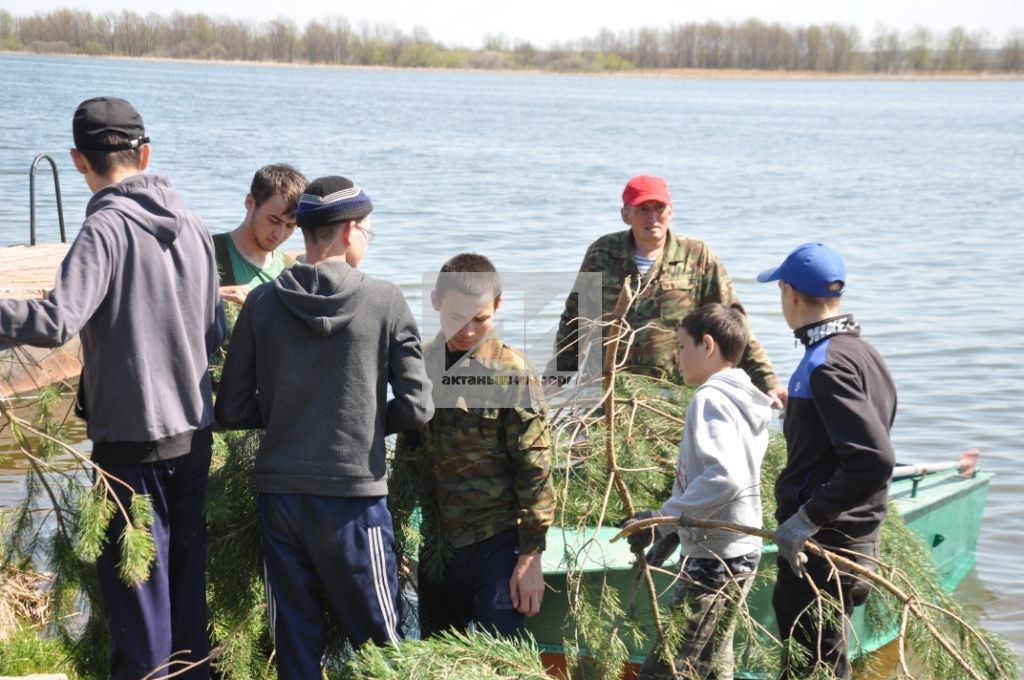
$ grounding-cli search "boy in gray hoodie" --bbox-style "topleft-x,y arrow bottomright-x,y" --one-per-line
627,303 -> 773,680
0,97 -> 225,679
215,176 -> 433,679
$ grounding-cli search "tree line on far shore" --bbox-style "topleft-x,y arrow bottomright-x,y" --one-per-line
2,9 -> 1023,74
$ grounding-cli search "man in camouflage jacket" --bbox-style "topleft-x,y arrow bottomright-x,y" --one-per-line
394,254 -> 555,639
555,175 -> 784,402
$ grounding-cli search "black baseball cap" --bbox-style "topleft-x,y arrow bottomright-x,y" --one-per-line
72,97 -> 150,151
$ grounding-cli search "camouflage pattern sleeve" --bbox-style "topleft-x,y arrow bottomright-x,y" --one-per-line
555,242 -> 601,374
697,248 -> 781,393
508,405 -> 555,554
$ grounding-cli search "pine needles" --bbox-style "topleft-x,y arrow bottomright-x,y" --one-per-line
205,429 -> 274,679
0,308 -> 1019,679
551,368 -> 1019,679
337,629 -> 550,679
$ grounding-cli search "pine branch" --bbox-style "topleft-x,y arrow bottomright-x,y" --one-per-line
613,516 -> 1007,680
601,275 -> 679,680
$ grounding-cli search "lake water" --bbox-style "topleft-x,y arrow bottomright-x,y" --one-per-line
1,54 -> 1023,661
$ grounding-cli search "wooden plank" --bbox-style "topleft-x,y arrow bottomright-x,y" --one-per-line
0,243 -> 70,300
0,243 -> 81,395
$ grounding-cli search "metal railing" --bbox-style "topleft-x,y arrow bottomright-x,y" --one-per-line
29,154 -> 67,246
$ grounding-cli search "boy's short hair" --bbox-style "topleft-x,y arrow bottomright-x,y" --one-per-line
435,253 -> 502,301
792,282 -> 844,309
79,131 -> 144,176
678,303 -> 748,366
250,164 -> 307,212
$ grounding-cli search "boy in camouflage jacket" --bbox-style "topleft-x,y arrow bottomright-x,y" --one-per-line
394,253 -> 555,639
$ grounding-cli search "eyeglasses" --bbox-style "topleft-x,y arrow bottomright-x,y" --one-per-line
354,224 -> 375,243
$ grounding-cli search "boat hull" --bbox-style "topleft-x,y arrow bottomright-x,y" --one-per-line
529,468 -> 993,678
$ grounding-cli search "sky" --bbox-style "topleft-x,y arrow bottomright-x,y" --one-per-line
5,0 -> 1023,47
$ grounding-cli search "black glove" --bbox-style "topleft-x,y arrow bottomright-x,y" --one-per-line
622,510 -> 657,552
645,531 -> 680,567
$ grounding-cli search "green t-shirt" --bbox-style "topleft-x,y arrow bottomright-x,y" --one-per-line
224,234 -> 286,288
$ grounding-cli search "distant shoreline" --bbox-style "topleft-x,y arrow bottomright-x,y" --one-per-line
5,51 -> 1023,81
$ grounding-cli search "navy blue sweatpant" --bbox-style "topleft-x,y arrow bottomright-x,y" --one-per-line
258,494 -> 401,679
418,526 -> 525,639
94,430 -> 212,680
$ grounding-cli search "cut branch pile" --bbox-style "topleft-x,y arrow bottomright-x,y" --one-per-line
0,301 -> 1018,679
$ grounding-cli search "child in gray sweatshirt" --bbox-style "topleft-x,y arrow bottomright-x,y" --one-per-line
628,303 -> 773,680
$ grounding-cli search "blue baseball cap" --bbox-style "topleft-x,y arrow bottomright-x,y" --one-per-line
757,242 -> 846,297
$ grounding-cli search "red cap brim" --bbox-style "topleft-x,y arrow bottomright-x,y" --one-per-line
625,191 -> 671,206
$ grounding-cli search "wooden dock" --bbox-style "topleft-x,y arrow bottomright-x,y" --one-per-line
0,243 -> 82,397
0,244 -> 71,300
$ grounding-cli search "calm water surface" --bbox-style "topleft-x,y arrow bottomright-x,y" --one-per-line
1,54 -> 1022,660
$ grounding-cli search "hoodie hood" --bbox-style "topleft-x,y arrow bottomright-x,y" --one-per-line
86,174 -> 185,245
274,260 -> 364,337
699,368 -> 773,434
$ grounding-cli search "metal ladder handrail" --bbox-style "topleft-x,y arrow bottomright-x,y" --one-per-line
29,153 -> 67,246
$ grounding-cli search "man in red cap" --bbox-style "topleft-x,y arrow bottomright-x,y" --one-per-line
555,175 -> 785,404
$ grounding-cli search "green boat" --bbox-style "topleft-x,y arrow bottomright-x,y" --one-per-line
527,463 -> 993,679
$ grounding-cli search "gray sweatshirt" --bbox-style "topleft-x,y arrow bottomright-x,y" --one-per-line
214,260 -> 434,497
658,368 -> 773,560
0,173 -> 225,445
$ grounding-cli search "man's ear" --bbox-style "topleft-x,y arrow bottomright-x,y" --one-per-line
70,148 -> 90,176
244,193 -> 255,213
138,144 -> 151,171
492,294 -> 502,314
620,206 -> 631,226
431,290 -> 441,311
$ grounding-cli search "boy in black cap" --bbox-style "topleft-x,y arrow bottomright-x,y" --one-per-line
0,97 -> 225,679
757,243 -> 896,680
216,176 -> 433,678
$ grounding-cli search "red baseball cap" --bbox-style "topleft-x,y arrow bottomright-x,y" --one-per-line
622,175 -> 671,206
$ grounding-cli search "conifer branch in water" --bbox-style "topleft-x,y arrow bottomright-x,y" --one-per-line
1,390 -> 156,586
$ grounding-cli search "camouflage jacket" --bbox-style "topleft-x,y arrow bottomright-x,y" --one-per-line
394,332 -> 555,555
555,228 -> 779,392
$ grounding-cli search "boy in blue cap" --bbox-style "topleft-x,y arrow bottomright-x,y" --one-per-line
757,242 -> 897,680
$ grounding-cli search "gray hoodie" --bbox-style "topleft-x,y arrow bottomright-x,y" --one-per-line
658,368 -> 773,560
215,260 -> 434,497
0,173 -> 225,445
